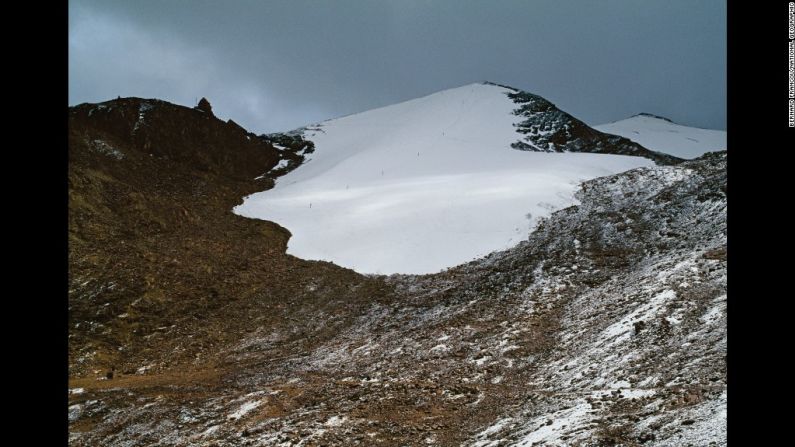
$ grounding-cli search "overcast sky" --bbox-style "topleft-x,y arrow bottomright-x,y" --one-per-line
69,0 -> 726,133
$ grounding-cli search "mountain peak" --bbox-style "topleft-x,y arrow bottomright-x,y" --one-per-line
236,82 -> 664,274
291,83 -> 679,166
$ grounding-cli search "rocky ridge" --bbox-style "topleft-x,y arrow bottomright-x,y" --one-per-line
481,82 -> 681,165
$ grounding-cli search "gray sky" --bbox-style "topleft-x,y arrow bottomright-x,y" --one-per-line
69,0 -> 726,133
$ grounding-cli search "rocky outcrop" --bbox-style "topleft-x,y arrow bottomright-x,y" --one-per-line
70,97 -> 277,180
504,88 -> 682,165
196,97 -> 214,116
480,81 -> 682,165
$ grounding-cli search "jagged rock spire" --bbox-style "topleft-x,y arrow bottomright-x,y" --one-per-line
196,97 -> 214,116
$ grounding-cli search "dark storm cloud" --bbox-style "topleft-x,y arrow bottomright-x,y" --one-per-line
69,0 -> 726,133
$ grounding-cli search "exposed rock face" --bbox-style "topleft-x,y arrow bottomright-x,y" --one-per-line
505,89 -> 681,165
196,97 -> 214,116
481,81 -> 681,165
68,96 -> 725,446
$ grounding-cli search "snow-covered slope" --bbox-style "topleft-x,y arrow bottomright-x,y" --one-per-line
595,113 -> 726,159
235,83 -> 653,274
69,151 -> 727,447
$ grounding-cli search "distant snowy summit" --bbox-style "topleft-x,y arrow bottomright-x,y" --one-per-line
595,113 -> 726,160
